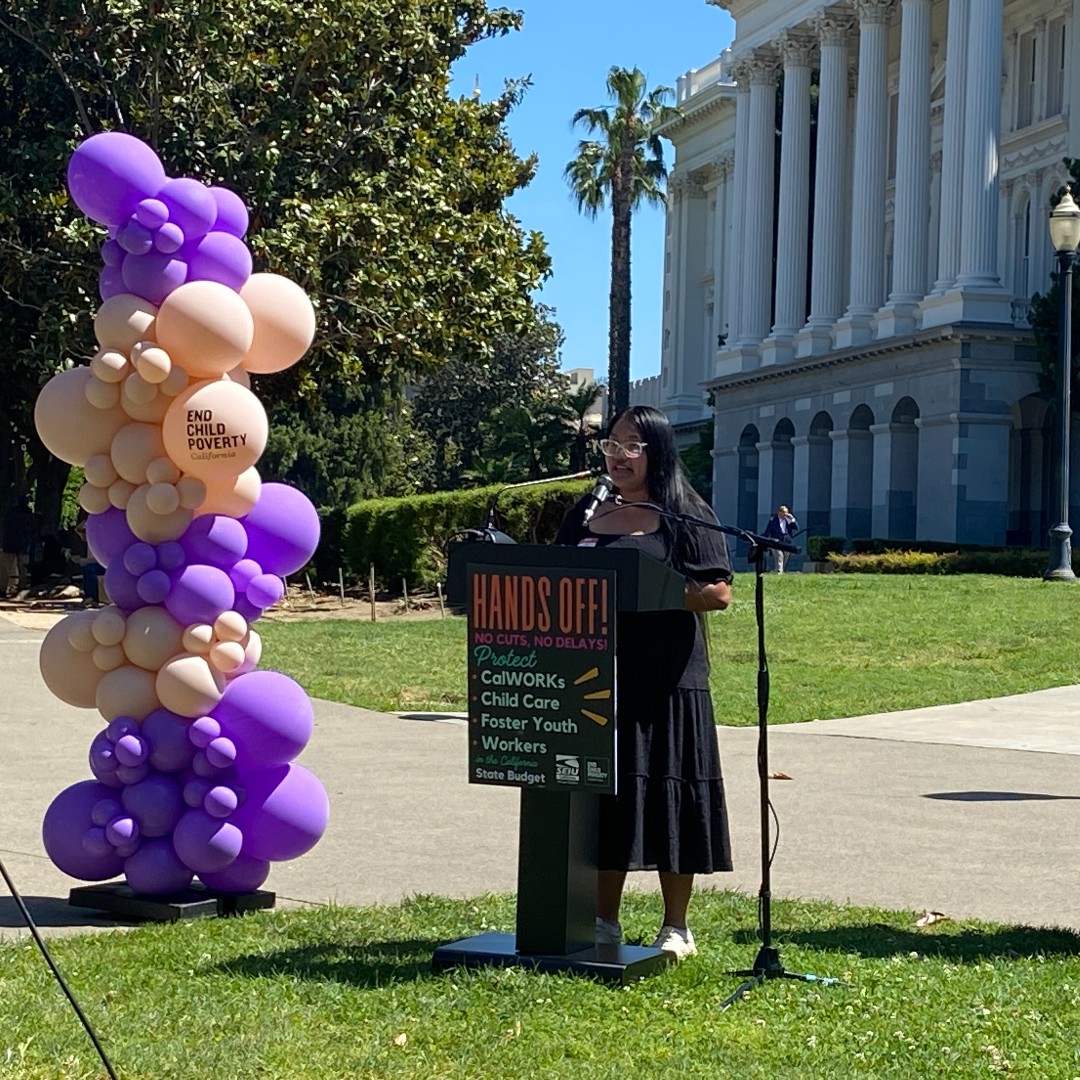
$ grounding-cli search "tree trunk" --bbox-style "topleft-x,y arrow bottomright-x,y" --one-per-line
608,195 -> 633,419
26,442 -> 70,542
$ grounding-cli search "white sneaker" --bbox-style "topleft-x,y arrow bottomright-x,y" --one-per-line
653,925 -> 697,959
595,917 -> 623,945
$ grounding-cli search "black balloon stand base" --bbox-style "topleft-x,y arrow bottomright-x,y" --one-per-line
432,931 -> 672,985
69,881 -> 276,922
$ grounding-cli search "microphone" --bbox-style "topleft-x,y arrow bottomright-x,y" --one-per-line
581,474 -> 615,526
477,470 -> 595,543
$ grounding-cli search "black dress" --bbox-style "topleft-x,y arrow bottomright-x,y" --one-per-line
556,499 -> 734,875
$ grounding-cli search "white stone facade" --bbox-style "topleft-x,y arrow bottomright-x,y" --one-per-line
657,0 -> 1078,546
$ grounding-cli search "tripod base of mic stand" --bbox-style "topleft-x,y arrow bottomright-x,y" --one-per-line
721,946 -> 839,1009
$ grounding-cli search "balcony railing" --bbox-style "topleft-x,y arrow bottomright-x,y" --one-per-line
675,49 -> 736,103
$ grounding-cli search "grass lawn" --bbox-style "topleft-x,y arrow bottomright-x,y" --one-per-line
3,892 -> 1080,1079
259,574 -> 1080,724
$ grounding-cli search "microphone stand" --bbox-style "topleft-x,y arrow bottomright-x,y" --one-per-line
606,500 -> 836,1007
464,471 -> 593,544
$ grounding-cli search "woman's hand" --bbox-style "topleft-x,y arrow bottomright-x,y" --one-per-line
684,578 -> 731,612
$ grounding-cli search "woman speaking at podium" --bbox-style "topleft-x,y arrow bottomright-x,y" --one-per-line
555,405 -> 733,960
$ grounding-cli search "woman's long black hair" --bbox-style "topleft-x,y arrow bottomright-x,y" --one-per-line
606,405 -> 713,572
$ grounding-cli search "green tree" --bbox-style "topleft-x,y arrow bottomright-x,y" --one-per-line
565,66 -> 678,418
1029,159 -> 1080,408
411,308 -> 568,489
564,379 -> 603,472
0,1 -> 549,527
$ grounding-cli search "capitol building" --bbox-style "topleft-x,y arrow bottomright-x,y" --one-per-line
648,0 -> 1076,546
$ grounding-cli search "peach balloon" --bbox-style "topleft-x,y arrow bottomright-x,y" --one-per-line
111,422 -> 167,485
161,380 -> 267,481
79,483 -> 112,515
159,365 -> 190,398
120,375 -> 169,423
213,610 -> 248,643
156,653 -> 226,718
131,342 -> 171,384
90,349 -> 129,383
155,280 -> 254,379
85,378 -> 122,410
239,273 -> 316,374
123,607 -> 185,672
84,453 -> 119,488
182,624 -> 214,655
40,612 -> 106,708
232,629 -> 263,677
96,664 -> 160,722
126,483 -> 193,543
209,640 -> 246,674
92,643 -> 127,672
224,365 -> 251,389
108,478 -> 136,509
94,293 -> 158,352
146,482 -> 180,516
146,457 -> 181,485
176,475 -> 208,510
193,466 -> 261,518
91,607 -> 127,647
34,367 -> 129,466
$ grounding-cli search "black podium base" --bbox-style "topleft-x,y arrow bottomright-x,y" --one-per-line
69,881 -> 276,922
432,931 -> 673,984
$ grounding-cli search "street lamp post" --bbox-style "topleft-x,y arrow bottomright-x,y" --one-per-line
1044,185 -> 1080,582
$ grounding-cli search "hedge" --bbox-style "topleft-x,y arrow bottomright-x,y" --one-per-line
826,547 -> 1079,576
805,535 -> 845,561
336,480 -> 592,590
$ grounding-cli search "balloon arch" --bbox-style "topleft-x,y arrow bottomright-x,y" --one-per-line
36,132 -> 329,896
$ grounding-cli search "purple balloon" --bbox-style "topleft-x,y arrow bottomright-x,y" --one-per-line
142,708 -> 197,772
89,731 -> 123,788
173,810 -> 242,874
232,764 -> 329,862
228,558 -> 262,593
106,816 -> 139,847
186,231 -> 252,292
157,541 -> 186,571
154,222 -> 185,254
159,177 -> 217,244
198,852 -> 269,894
83,827 -> 114,859
246,573 -> 284,610
121,249 -> 188,305
189,716 -> 221,748
85,508 -> 136,568
101,239 -> 125,267
204,784 -> 238,818
213,671 -> 314,768
183,777 -> 213,808
137,568 -> 172,605
208,186 -> 249,238
91,798 -> 123,827
43,780 -> 125,881
165,564 -> 235,627
206,736 -> 237,770
121,772 -> 185,837
124,837 -> 194,895
124,542 -> 157,576
232,595 -> 264,623
241,485 -> 321,577
135,197 -> 169,229
66,132 -> 166,227
116,763 -> 150,786
107,716 -> 139,741
117,219 -> 154,256
104,560 -> 144,612
115,733 -> 149,767
98,266 -> 127,301
180,515 -> 247,569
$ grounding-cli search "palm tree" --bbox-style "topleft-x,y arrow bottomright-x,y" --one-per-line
565,67 -> 679,418
563,379 -> 603,471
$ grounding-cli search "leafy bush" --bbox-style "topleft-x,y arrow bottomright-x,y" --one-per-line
806,535 -> 845,561
340,480 -> 591,590
827,547 -> 1076,576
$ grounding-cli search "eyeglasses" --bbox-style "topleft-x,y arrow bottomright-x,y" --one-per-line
598,438 -> 647,459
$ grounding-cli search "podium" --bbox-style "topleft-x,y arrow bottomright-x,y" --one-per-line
431,541 -> 687,983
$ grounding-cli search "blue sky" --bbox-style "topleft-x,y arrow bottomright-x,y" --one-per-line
449,2 -> 735,383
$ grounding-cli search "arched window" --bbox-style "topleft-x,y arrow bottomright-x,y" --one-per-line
737,425 -> 760,532
806,412 -> 834,537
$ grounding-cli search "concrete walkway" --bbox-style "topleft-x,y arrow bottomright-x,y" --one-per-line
2,611 -> 1079,941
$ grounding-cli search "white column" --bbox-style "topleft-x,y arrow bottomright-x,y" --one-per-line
956,0 -> 1006,293
724,75 -> 751,349
736,50 -> 779,351
712,155 -> 733,350
878,0 -> 932,337
762,32 -> 815,366
833,0 -> 895,348
663,174 -> 687,399
928,0 -> 969,295
797,10 -> 856,358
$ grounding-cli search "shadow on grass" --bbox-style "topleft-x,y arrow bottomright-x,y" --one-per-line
213,937 -> 452,988
734,924 -> 1080,962
0,894 -> 136,930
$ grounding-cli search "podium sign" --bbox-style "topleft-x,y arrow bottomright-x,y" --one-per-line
467,563 -> 617,795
